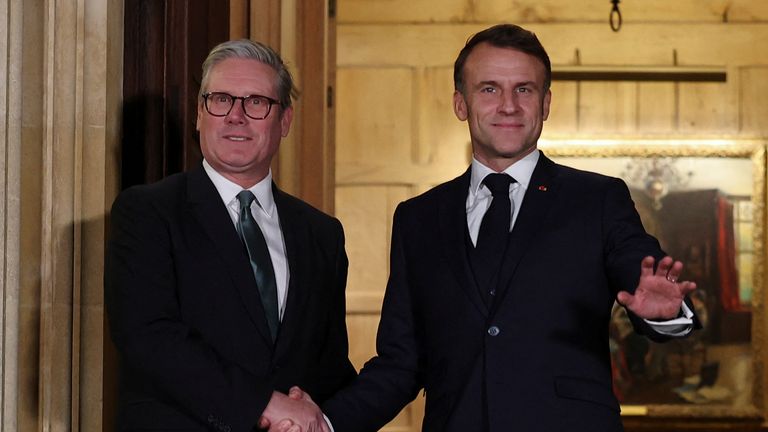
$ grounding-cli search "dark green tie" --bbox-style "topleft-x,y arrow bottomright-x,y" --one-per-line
236,190 -> 279,341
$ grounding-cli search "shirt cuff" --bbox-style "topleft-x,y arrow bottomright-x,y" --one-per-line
323,413 -> 335,432
643,301 -> 694,336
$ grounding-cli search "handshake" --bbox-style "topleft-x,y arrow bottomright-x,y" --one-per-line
258,387 -> 330,432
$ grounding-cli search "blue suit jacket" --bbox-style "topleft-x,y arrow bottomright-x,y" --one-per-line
324,153 -> 696,432
106,166 -> 356,431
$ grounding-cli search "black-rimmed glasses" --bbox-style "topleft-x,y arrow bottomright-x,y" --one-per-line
202,92 -> 279,120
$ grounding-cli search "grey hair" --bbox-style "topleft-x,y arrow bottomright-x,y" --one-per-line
198,39 -> 298,110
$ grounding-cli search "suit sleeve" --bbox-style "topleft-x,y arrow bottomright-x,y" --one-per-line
304,219 -> 357,402
601,178 -> 701,341
322,204 -> 422,432
105,187 -> 270,432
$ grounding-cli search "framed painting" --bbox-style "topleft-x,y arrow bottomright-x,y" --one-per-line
541,138 -> 766,421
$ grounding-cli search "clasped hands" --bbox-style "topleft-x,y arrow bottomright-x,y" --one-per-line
617,256 -> 697,320
259,387 -> 328,432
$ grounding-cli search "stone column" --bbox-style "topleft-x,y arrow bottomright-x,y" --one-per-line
0,0 -> 122,430
0,0 -> 23,429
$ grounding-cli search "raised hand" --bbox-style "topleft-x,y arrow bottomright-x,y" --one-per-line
259,390 -> 330,432
617,256 -> 697,320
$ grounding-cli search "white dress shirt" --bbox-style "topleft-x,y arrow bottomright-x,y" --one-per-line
466,150 -> 539,245
203,160 -> 289,320
467,150 -> 693,335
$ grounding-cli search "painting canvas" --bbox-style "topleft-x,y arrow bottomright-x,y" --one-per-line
542,140 -> 765,419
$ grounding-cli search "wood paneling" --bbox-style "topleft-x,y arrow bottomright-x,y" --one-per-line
336,185 -> 392,296
417,67 -> 471,166
338,24 -> 768,68
678,82 -> 737,134
637,82 -> 677,133
547,81 -> 578,132
740,67 -> 768,135
336,68 -> 415,165
249,0 -> 281,49
292,0 -> 336,212
577,82 -> 638,133
338,0 -> 768,23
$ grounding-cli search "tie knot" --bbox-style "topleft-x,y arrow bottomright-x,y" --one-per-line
237,190 -> 256,209
483,173 -> 514,197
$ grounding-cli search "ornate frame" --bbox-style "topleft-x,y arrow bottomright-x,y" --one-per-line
540,138 -> 767,421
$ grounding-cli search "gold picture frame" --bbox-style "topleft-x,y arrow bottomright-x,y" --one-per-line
540,138 -> 766,421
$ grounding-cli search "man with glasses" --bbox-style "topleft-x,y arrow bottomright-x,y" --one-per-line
106,39 -> 354,432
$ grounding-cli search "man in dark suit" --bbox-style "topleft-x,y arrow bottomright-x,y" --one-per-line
312,24 -> 700,431
105,39 -> 354,432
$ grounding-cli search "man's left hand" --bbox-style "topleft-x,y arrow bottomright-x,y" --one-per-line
617,256 -> 697,320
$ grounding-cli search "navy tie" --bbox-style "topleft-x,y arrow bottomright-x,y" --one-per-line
236,190 -> 279,341
472,173 -> 514,303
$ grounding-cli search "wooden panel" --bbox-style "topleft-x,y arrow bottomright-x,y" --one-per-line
338,0 -> 469,23
637,82 -> 676,133
336,185 -> 391,296
337,25 -> 467,67
729,1 -> 768,21
294,0 -> 335,212
578,82 -> 637,133
417,67 -> 471,167
338,0 -> 768,23
249,0 -> 281,48
545,80 -> 578,133
336,68 -> 415,164
339,24 -> 768,68
337,162 -> 467,187
336,185 -> 412,295
346,314 -> 424,431
678,82 -> 737,134
122,0 -> 166,187
229,0 -> 249,38
739,67 -> 768,135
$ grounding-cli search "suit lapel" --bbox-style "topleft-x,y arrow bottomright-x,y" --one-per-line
439,169 -> 489,316
186,167 -> 274,346
272,187 -> 310,358
490,153 -> 560,316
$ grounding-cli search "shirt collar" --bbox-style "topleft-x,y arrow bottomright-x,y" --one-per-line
202,159 -> 276,217
469,149 -> 540,196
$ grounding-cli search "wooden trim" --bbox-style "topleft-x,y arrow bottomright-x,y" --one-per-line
249,0 -> 281,50
553,65 -> 727,82
294,0 -> 335,212
230,0 -> 249,39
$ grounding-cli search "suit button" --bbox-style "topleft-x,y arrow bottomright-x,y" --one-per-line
489,289 -> 496,296
488,326 -> 500,336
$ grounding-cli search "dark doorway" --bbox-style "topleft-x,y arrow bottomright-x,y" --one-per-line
120,0 -> 230,188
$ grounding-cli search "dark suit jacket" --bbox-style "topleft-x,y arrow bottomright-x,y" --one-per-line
324,153 -> 697,432
105,166 -> 356,432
